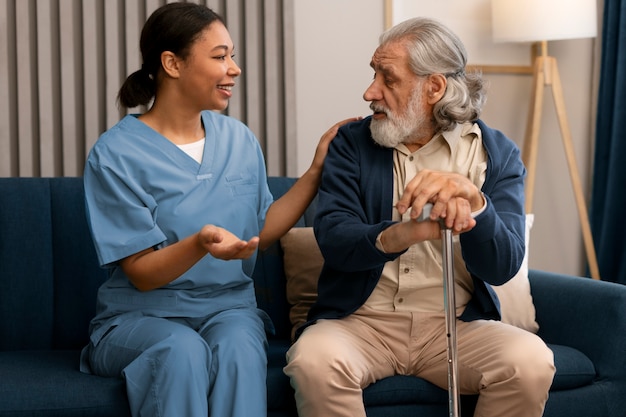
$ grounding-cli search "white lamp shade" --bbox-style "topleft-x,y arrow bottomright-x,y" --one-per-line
491,0 -> 598,43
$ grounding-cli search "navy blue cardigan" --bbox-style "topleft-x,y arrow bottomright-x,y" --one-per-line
304,117 -> 526,334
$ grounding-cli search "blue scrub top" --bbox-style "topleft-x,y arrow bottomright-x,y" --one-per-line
83,110 -> 274,346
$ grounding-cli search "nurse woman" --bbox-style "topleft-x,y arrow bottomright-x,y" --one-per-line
79,3 -> 356,417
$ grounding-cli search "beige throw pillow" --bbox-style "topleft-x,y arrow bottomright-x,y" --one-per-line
491,214 -> 539,333
280,227 -> 323,340
280,217 -> 538,339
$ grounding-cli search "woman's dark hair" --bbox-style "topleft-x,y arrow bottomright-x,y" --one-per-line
117,2 -> 224,109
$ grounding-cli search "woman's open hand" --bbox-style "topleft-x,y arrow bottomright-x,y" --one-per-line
198,225 -> 259,260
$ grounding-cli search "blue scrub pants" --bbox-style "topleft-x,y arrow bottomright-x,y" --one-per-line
88,308 -> 268,417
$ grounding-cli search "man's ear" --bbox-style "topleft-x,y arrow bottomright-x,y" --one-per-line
427,73 -> 447,104
160,51 -> 181,79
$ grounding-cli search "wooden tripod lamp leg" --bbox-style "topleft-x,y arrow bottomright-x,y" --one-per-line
548,58 -> 601,280
523,56 -> 547,213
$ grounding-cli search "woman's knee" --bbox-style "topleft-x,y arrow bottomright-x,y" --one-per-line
203,310 -> 268,367
150,327 -> 212,373
120,325 -> 212,397
90,318 -> 210,376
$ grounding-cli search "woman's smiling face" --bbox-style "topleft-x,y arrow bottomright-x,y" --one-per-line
176,21 -> 242,112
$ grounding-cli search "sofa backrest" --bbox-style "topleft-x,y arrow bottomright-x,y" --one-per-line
0,176 -> 310,351
0,178 -> 107,351
253,177 -> 316,340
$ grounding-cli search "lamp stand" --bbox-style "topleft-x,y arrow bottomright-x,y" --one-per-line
523,41 -> 600,280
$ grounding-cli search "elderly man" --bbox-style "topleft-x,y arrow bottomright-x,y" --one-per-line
284,17 -> 555,417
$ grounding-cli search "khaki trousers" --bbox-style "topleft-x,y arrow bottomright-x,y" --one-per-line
284,306 -> 555,417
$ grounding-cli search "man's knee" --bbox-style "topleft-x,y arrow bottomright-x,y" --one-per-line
500,334 -> 555,395
520,339 -> 555,389
284,325 -> 358,386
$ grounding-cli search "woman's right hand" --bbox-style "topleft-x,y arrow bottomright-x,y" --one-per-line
308,117 -> 362,175
197,225 -> 259,260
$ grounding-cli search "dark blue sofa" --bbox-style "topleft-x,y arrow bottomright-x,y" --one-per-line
1,176 -> 625,417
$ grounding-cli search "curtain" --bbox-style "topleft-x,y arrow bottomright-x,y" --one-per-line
591,0 -> 626,284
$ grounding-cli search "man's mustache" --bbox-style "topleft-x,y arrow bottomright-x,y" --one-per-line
370,103 -> 389,115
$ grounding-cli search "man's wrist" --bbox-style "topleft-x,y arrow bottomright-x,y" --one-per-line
471,192 -> 487,218
375,231 -> 388,253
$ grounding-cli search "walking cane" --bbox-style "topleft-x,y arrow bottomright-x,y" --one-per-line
441,222 -> 460,417
418,204 -> 460,417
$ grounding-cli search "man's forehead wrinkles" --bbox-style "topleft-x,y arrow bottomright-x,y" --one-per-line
371,53 -> 396,72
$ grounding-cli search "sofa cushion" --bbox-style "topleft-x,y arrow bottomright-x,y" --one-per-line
0,350 -> 130,417
548,343 -> 596,390
267,340 -> 296,412
363,375 -> 447,405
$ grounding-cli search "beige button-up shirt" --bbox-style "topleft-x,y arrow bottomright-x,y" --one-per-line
366,122 -> 488,312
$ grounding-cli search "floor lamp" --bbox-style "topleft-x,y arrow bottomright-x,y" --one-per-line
491,0 -> 601,279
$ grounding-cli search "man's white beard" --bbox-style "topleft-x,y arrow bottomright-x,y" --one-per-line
369,89 -> 428,148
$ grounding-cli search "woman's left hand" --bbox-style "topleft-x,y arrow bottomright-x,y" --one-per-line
198,225 -> 260,260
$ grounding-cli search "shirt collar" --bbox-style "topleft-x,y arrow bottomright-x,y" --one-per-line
440,122 -> 480,150
395,122 -> 479,155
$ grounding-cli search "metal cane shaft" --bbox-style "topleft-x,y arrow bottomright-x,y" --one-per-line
441,226 -> 460,417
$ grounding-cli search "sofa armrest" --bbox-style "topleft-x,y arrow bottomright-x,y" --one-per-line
528,269 -> 626,382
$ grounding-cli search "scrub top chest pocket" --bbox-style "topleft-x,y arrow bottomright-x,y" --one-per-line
225,172 -> 258,196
